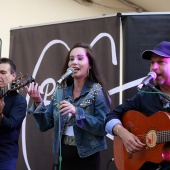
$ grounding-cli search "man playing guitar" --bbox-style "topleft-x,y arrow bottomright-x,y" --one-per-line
105,41 -> 170,170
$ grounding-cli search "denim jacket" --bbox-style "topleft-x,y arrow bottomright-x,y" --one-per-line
28,80 -> 111,160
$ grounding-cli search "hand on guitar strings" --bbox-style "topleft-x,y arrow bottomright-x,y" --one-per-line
0,98 -> 5,113
114,124 -> 145,154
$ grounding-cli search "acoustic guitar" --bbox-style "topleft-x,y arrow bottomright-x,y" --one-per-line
113,110 -> 170,170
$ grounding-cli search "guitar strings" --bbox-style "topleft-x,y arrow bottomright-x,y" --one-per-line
133,130 -> 170,144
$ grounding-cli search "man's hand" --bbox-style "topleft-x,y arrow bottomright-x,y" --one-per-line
114,124 -> 145,153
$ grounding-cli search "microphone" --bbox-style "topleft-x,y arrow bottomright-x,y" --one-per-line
137,72 -> 157,90
57,68 -> 75,84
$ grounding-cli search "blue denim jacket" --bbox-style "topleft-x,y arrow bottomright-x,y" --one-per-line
28,80 -> 111,160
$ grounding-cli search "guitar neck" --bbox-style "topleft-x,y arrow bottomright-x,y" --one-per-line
0,84 -> 12,99
0,74 -> 35,99
157,130 -> 170,143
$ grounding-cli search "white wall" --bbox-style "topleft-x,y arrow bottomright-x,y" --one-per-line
0,0 -> 136,57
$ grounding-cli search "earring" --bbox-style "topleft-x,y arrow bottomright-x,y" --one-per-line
88,69 -> 90,76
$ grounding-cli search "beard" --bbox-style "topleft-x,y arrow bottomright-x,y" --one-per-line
154,79 -> 164,86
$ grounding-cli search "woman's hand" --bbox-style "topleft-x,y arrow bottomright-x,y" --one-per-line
25,82 -> 42,102
60,100 -> 76,116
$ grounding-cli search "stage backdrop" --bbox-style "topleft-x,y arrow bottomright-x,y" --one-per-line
9,12 -> 170,170
9,15 -> 120,170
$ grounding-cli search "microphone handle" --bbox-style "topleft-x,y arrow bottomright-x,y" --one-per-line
57,78 -> 63,84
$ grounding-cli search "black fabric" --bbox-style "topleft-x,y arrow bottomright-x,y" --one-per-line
139,161 -> 170,170
160,162 -> 170,170
60,143 -> 100,170
121,14 -> 170,101
0,91 -> 26,161
139,162 -> 160,170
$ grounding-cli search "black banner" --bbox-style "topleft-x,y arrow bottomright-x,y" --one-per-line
9,15 -> 120,170
121,13 -> 170,101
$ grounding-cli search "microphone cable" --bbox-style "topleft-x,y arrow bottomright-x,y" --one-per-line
106,158 -> 114,170
137,83 -> 170,102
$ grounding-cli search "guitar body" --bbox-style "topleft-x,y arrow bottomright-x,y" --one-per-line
114,110 -> 170,170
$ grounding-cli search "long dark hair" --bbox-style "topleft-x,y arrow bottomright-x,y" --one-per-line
62,42 -> 112,108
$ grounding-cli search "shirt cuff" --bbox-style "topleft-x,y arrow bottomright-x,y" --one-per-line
105,119 -> 122,135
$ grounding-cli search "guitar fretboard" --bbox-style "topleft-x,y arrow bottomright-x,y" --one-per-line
157,130 -> 170,143
0,84 -> 11,98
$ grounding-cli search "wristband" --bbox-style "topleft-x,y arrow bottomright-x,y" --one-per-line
116,125 -> 122,136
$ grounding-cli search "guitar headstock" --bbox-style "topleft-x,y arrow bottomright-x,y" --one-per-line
0,74 -> 35,98
11,74 -> 35,91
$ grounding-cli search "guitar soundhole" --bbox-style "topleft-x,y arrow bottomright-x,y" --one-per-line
162,142 -> 170,162
146,130 -> 157,148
